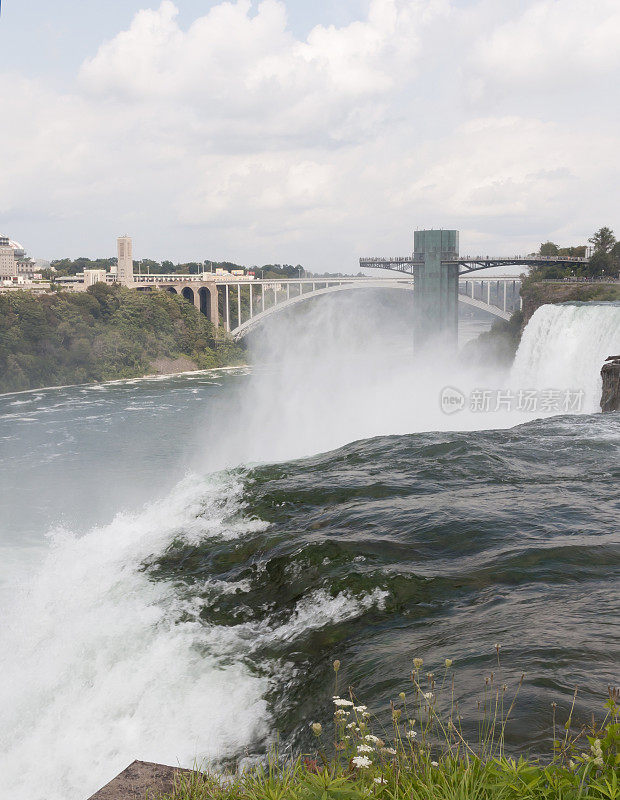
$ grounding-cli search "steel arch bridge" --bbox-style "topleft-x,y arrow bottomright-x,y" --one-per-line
134,274 -> 522,340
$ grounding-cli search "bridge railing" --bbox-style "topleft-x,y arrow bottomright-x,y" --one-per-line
361,254 -> 589,265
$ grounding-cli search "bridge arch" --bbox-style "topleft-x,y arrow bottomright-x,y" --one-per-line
232,281 -> 412,339
181,286 -> 195,303
457,294 -> 511,321
230,280 -> 512,340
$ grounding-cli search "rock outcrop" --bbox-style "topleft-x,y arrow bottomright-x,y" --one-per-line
88,760 -> 194,800
601,355 -> 620,412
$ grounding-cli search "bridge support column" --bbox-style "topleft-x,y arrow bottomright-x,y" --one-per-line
503,282 -> 507,313
261,283 -> 265,312
237,283 -> 241,327
413,229 -> 459,348
249,284 -> 254,318
210,287 -> 219,329
225,285 -> 230,332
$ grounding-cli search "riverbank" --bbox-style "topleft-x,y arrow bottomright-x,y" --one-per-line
0,364 -> 250,399
0,284 -> 245,394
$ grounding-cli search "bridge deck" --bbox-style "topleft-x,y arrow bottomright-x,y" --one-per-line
360,255 -> 588,275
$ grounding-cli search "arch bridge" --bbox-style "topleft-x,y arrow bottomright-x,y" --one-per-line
133,273 -> 522,340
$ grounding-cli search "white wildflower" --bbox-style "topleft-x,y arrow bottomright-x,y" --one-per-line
346,722 -> 357,730
431,761 -> 439,767
310,722 -> 322,736
406,730 -> 417,740
357,744 -> 374,753
413,657 -> 423,669
365,735 -> 382,744
353,705 -> 367,712
333,698 -> 354,707
423,692 -> 435,703
352,755 -> 372,769
445,659 -> 453,668
569,760 -> 576,770
381,747 -> 397,756
593,757 -> 604,768
374,777 -> 386,785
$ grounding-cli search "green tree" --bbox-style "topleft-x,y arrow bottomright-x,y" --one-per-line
584,250 -> 610,277
539,241 -> 559,256
588,226 -> 616,254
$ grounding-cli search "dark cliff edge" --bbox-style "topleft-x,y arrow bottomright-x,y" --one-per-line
601,356 -> 620,412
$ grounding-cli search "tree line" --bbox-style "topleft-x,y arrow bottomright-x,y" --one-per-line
535,226 -> 620,279
0,283 -> 243,394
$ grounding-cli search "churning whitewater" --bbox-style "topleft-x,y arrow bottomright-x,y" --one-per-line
0,299 -> 618,800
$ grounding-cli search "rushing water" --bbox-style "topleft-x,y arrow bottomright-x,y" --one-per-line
0,296 -> 618,800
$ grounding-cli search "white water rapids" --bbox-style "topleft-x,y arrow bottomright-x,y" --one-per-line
0,301 -> 618,800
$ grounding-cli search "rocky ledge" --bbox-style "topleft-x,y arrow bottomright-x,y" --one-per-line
601,355 -> 620,412
88,760 -> 193,800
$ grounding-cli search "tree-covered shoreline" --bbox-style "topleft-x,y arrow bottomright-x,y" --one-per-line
0,284 -> 244,394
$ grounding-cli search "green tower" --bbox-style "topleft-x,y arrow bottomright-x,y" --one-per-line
413,229 -> 459,347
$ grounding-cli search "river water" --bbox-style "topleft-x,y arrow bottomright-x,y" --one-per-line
0,294 -> 618,799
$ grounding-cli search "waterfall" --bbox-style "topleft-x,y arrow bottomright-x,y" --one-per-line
511,302 -> 620,413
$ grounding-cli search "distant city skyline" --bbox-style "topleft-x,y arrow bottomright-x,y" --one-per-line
1,0 -> 619,270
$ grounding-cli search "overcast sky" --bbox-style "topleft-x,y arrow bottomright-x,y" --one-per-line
1,0 -> 619,269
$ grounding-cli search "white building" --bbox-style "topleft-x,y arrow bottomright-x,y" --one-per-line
84,269 -> 107,287
0,237 -> 17,278
117,235 -> 134,285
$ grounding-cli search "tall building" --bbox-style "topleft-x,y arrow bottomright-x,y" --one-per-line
117,235 -> 134,285
0,236 -> 17,278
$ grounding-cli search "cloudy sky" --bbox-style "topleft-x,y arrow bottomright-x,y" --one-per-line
1,0 -> 619,269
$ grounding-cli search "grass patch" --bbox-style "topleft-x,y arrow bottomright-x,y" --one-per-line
162,656 -> 619,800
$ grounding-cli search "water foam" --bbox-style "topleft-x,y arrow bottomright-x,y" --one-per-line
0,474 -> 270,800
512,303 -> 620,412
0,462 -> 388,800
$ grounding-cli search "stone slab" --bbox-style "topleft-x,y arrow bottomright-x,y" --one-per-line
87,760 -> 193,800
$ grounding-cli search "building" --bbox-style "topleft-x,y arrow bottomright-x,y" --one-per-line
0,236 -> 17,278
0,236 -> 41,279
84,269 -> 107,287
117,235 -> 134,285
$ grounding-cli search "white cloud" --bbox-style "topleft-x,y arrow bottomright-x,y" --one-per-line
2,0 -> 619,265
470,0 -> 620,92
